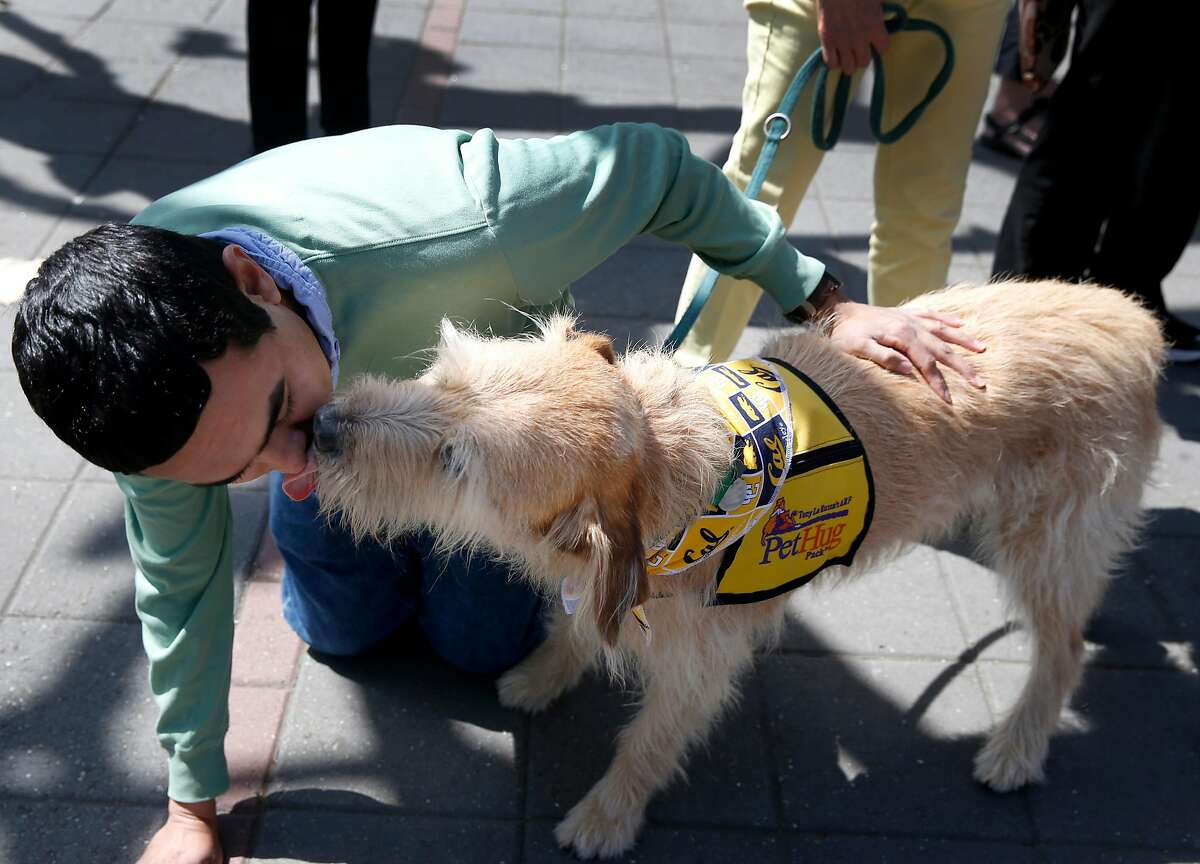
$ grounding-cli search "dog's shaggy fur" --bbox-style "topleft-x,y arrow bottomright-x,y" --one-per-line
314,280 -> 1164,858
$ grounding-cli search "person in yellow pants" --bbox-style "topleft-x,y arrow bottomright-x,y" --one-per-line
673,0 -> 1010,366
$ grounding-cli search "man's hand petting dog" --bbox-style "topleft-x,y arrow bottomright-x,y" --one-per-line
824,297 -> 988,404
136,799 -> 222,864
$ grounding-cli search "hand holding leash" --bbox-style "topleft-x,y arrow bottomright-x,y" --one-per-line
817,0 -> 892,74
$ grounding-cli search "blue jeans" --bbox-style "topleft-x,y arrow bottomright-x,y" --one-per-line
269,473 -> 546,675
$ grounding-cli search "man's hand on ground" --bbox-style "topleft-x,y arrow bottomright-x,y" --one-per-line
136,799 -> 223,864
825,299 -> 987,404
816,0 -> 890,74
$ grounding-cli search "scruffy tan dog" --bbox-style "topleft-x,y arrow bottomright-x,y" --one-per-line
312,281 -> 1164,859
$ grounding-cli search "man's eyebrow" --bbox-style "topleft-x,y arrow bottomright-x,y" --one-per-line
198,378 -> 286,487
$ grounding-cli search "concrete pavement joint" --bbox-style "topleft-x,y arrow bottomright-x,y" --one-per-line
522,815 -> 1200,855
0,791 -> 1189,860
932,548 -> 1003,722
555,0 -> 566,110
755,670 -> 788,837
655,0 -> 680,115
513,711 -> 531,864
0,479 -> 77,617
773,645 -> 1197,674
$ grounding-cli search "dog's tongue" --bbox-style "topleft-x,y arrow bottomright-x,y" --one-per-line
281,450 -> 319,502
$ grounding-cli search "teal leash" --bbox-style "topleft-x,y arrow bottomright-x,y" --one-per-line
664,3 -> 954,354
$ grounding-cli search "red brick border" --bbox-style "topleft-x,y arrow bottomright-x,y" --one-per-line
220,531 -> 302,862
219,5 -> 468,856
397,0 -> 466,126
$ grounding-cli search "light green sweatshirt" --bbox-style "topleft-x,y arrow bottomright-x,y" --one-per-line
122,123 -> 826,801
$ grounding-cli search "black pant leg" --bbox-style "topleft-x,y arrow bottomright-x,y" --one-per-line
1084,6 -> 1200,314
315,0 -> 380,136
992,0 -> 1138,282
248,0 -> 313,153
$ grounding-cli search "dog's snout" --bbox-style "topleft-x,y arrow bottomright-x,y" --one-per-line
313,404 -> 342,455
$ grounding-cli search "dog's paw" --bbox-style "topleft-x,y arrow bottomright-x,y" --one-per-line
497,663 -> 561,714
973,727 -> 1047,792
554,786 -> 645,859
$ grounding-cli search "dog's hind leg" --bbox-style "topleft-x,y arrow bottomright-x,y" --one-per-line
973,588 -> 1093,792
498,605 -> 596,714
972,474 -> 1143,791
555,614 -> 757,859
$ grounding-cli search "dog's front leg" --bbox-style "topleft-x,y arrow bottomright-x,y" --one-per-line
498,604 -> 596,713
555,618 -> 756,859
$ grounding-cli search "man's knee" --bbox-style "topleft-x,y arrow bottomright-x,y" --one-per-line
427,631 -> 542,677
420,599 -> 546,677
292,621 -> 389,659
278,549 -> 417,660
414,539 -> 548,676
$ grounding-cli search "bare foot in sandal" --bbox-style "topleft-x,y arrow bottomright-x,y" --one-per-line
980,78 -> 1055,159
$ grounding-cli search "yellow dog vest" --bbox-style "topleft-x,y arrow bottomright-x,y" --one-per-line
644,357 -> 874,606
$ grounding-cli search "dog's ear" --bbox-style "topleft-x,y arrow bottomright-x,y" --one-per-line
590,482 -> 649,645
575,332 -> 617,365
544,481 -> 647,646
553,320 -> 617,365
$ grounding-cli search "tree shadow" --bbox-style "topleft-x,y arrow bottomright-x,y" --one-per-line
0,9 -> 743,237
222,624 -> 532,862
225,598 -> 1198,862
3,501 -> 1194,862
2,7 -> 1028,235
0,601 -> 176,864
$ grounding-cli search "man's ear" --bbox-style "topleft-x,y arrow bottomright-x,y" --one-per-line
222,244 -> 283,305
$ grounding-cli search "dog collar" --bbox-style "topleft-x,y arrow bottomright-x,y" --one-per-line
644,359 -> 796,576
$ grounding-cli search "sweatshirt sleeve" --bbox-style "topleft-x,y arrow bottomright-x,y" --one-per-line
466,122 -> 826,311
117,473 -> 235,802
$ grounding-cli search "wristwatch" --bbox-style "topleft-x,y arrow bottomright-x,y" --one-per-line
785,271 -> 843,325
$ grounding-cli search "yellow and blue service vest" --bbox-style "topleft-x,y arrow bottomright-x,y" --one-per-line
643,357 -> 874,611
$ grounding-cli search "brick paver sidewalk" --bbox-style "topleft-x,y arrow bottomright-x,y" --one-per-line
1,0 -> 1198,861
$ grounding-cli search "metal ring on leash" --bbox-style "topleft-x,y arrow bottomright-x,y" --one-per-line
763,112 -> 792,140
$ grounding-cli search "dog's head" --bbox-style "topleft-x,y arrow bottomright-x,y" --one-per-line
313,317 -> 650,644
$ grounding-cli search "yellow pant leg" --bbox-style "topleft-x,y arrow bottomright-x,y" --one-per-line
674,0 -> 1010,364
868,0 -> 1010,306
674,0 -> 830,366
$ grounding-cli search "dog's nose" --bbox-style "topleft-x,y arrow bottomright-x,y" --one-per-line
313,404 -> 342,455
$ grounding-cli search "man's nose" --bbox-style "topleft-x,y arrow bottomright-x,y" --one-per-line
313,404 -> 342,455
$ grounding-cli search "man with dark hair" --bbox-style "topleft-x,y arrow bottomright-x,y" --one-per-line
16,225 -> 275,473
12,123 -> 983,864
